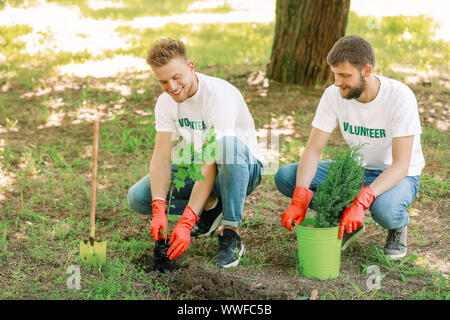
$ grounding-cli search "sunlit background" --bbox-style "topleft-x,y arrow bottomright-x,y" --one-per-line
1,0 -> 449,77
1,0 -> 449,191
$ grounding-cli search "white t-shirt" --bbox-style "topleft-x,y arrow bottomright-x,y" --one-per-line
155,72 -> 267,166
311,75 -> 425,176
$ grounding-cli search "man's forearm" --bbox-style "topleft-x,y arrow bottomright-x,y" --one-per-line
187,162 -> 217,214
296,148 -> 322,188
369,163 -> 409,197
150,157 -> 172,200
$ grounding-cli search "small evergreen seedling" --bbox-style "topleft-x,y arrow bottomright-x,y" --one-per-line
312,146 -> 365,228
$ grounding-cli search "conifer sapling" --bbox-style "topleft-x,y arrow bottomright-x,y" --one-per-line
312,146 -> 365,228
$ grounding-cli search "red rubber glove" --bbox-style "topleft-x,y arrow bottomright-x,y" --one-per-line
281,186 -> 314,231
167,206 -> 199,260
338,186 -> 376,240
150,199 -> 168,242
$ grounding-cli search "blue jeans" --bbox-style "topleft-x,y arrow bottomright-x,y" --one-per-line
274,160 -> 420,230
127,136 -> 262,228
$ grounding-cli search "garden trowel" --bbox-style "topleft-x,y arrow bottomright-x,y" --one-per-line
80,121 -> 107,266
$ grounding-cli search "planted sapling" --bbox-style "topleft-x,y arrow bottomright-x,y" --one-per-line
153,127 -> 219,272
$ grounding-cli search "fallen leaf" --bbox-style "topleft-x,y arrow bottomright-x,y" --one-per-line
14,233 -> 28,241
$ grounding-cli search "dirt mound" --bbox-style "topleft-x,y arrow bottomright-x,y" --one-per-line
166,266 -> 289,300
168,267 -> 286,300
134,253 -> 289,300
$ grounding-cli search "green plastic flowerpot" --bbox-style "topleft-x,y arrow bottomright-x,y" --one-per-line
296,217 -> 342,280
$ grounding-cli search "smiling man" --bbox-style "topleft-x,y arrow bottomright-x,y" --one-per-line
127,38 -> 266,268
275,35 -> 425,259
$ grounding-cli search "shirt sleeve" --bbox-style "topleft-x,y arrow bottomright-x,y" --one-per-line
155,94 -> 177,132
311,86 -> 339,133
391,87 -> 422,137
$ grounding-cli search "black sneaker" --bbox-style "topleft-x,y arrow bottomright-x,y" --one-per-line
341,224 -> 365,251
213,228 -> 245,268
384,226 -> 408,260
191,198 -> 222,238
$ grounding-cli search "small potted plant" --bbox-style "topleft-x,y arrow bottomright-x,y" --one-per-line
153,128 -> 219,273
296,146 -> 365,279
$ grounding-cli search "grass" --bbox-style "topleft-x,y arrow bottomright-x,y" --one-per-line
0,220 -> 13,257
0,0 -> 448,300
100,113 -> 156,154
114,22 -> 274,69
346,11 -> 450,76
360,245 -> 449,300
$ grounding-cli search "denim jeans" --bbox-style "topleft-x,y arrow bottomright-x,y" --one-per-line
274,160 -> 420,230
127,136 -> 262,228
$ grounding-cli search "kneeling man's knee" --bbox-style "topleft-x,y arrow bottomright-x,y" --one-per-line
370,200 -> 409,230
274,165 -> 295,197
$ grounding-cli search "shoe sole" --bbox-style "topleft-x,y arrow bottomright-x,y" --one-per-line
341,225 -> 365,251
194,213 -> 223,238
221,244 -> 246,268
384,251 -> 407,260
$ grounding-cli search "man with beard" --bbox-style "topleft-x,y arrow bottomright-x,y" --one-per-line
274,35 -> 424,259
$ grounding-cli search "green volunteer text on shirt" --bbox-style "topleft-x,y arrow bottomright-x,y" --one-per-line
343,122 -> 386,139
178,118 -> 207,130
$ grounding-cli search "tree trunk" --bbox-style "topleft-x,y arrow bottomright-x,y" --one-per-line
267,0 -> 350,86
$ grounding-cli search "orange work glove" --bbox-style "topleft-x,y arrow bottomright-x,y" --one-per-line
338,186 -> 376,239
281,186 -> 314,231
150,199 -> 168,242
167,206 -> 199,260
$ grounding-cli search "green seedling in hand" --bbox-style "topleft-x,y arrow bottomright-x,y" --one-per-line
164,126 -> 219,243
312,145 -> 365,228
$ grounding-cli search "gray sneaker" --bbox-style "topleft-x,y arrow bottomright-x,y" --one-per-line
383,226 -> 408,260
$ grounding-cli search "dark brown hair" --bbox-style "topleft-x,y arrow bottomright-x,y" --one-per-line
327,35 -> 375,70
146,37 -> 188,67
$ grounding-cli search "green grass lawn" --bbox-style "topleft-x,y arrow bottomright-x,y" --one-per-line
0,0 -> 448,300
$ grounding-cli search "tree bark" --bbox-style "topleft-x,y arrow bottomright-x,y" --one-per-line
267,0 -> 350,86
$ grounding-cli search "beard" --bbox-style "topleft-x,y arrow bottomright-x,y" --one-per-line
341,74 -> 366,100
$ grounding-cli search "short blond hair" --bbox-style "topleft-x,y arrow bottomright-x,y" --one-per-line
146,37 -> 188,67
